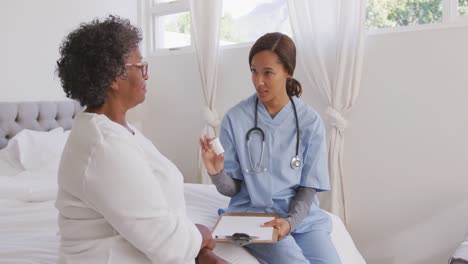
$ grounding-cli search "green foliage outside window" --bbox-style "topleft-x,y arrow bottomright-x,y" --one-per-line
165,13 -> 190,34
220,13 -> 242,43
460,0 -> 468,15
164,12 -> 241,43
366,0 -> 442,29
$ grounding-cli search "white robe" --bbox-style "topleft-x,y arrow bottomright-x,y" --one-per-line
55,112 -> 201,264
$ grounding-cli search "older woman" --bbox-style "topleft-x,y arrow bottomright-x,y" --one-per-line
55,15 -> 226,264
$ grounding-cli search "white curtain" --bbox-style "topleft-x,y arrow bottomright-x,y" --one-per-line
189,0 -> 222,184
287,0 -> 366,223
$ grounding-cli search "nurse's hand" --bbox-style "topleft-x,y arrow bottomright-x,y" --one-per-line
261,218 -> 291,240
199,135 -> 224,176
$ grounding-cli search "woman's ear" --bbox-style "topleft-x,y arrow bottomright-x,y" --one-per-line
111,71 -> 128,91
109,79 -> 120,91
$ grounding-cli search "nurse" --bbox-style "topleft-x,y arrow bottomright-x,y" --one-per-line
200,32 -> 341,264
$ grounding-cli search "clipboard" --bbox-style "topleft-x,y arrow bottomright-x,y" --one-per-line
212,213 -> 279,245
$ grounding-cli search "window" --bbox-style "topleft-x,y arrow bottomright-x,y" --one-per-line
154,12 -> 190,49
148,0 -> 191,51
366,0 -> 443,29
153,0 -> 175,3
146,0 -> 293,52
459,0 -> 468,15
366,0 -> 468,31
220,0 -> 292,46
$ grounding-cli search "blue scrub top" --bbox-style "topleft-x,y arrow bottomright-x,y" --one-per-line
220,94 -> 332,233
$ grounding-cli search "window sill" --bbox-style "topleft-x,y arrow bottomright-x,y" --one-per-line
366,19 -> 468,36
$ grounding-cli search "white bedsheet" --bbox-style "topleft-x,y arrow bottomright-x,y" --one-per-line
184,183 -> 366,264
0,183 -> 365,264
0,171 -> 57,202
451,231 -> 468,263
0,199 -> 58,263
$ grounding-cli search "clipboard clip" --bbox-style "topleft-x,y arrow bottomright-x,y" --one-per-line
225,233 -> 258,246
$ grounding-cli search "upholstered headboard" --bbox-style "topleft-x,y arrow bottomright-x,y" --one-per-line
0,101 -> 82,149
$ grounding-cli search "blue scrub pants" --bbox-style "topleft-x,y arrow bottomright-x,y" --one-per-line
245,229 -> 341,264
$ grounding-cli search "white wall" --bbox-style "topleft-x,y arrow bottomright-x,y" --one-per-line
145,27 -> 468,264
144,51 -> 205,183
0,0 -> 138,102
345,27 -> 468,264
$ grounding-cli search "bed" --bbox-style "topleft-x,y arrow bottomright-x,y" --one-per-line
450,231 -> 468,264
0,100 -> 366,264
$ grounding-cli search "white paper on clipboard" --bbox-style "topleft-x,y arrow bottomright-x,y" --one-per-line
212,215 -> 276,241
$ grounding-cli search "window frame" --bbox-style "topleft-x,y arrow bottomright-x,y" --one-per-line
142,0 -> 295,55
143,0 -> 194,56
219,0 -> 292,47
142,0 -> 468,54
366,0 -> 468,35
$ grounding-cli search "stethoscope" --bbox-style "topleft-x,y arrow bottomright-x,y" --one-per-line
245,96 -> 301,173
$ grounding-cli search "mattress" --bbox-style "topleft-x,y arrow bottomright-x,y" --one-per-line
0,181 -> 365,264
451,232 -> 468,264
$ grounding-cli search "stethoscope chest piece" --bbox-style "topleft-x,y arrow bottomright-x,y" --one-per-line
290,156 -> 301,170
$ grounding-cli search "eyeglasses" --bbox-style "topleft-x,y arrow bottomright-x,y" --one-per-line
125,62 -> 148,78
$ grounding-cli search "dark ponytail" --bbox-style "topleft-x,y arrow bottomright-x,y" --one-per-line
286,77 -> 302,98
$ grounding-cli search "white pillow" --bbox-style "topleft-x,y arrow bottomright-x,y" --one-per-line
0,149 -> 22,176
4,127 -> 70,174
